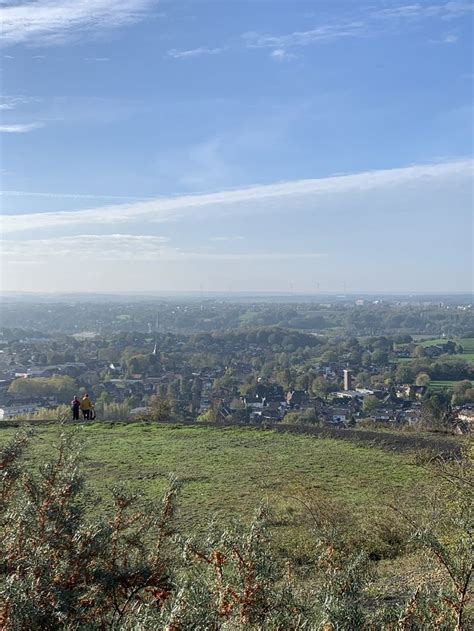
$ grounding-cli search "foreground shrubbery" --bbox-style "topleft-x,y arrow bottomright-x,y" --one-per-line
0,428 -> 472,629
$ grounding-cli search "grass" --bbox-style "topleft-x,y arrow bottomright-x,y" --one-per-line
460,338 -> 474,351
0,423 -> 434,552
459,338 -> 474,362
394,337 -> 474,364
430,380 -> 462,392
419,337 -> 449,347
418,336 -> 474,357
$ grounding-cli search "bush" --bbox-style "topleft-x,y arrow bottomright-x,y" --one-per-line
0,430 -> 179,629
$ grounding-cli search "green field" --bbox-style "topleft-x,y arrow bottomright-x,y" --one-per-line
0,422 -> 452,561
395,337 -> 474,365
419,336 -> 474,358
419,337 -> 449,347
460,338 -> 474,351
459,338 -> 474,362
430,380 -> 462,391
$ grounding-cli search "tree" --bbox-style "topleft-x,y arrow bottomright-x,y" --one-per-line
96,390 -> 111,407
413,345 -> 426,358
415,372 -> 431,387
167,379 -> 181,400
452,380 -> 474,405
311,376 -> 331,399
191,377 -> 203,399
8,375 -> 78,404
395,363 -> 414,384
362,395 -> 380,415
372,350 -> 389,367
321,350 -> 338,364
124,353 -> 152,376
295,373 -> 310,390
418,393 -> 452,431
147,395 -> 172,422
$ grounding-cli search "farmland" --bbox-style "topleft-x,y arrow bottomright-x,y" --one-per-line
459,337 -> 474,362
421,336 -> 474,362
430,380 -> 462,391
393,337 -> 474,367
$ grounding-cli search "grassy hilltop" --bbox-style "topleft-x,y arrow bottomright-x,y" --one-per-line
0,422 -> 462,556
1,422 -> 472,628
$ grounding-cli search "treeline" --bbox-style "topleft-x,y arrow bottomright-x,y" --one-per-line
1,300 -> 473,337
395,357 -> 474,382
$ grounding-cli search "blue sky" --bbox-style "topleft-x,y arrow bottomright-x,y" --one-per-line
0,1 -> 473,293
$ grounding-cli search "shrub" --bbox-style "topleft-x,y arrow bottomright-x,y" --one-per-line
0,430 -> 179,629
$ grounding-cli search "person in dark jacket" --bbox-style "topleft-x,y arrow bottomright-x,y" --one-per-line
71,395 -> 80,420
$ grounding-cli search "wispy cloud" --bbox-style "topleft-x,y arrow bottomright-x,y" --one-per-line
0,122 -> 44,133
243,22 -> 364,50
209,236 -> 244,242
240,3 -> 472,53
159,2 -> 473,64
373,2 -> 474,21
2,159 -> 471,234
0,0 -> 155,46
2,234 -> 169,262
0,190 -> 153,200
440,33 -> 459,43
0,95 -> 37,110
166,46 -> 227,59
270,48 -> 298,62
2,234 -> 325,263
153,136 -> 239,191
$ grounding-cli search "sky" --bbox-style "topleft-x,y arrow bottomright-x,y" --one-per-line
0,0 -> 473,294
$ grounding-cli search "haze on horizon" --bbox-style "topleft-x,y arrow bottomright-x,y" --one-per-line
0,1 -> 473,294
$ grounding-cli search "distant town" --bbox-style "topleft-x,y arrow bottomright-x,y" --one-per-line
1,295 -> 473,433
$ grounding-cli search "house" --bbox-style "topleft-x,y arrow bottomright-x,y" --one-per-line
242,383 -> 285,409
407,385 -> 427,400
457,408 -> 474,423
395,384 -> 427,400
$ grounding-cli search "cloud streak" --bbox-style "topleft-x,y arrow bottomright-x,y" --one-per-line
244,22 -> 365,50
0,122 -> 44,133
0,190 -> 153,200
166,46 -> 227,59
372,2 -> 474,20
2,158 -> 472,234
244,3 -> 473,51
2,234 -> 325,262
270,48 -> 298,62
0,95 -> 39,110
178,3 -> 473,59
0,0 -> 155,46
